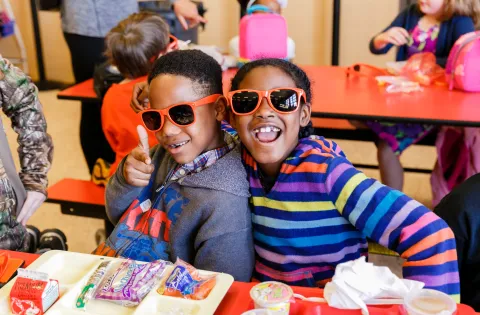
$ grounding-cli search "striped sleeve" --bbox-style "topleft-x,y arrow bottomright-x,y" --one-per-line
323,155 -> 460,300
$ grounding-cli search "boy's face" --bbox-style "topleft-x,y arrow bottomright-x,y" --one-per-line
149,75 -> 226,164
231,66 -> 311,177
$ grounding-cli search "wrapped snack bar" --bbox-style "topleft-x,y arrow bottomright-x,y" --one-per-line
94,259 -> 169,307
76,261 -> 111,310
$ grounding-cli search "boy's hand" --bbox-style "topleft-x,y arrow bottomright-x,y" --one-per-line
130,81 -> 149,113
375,27 -> 410,49
123,126 -> 154,187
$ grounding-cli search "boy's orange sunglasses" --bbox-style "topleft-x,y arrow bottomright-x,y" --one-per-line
227,88 -> 306,116
139,94 -> 222,132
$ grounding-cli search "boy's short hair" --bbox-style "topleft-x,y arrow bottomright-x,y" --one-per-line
105,12 -> 170,78
148,50 -> 223,96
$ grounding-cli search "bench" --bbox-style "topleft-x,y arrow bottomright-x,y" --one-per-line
311,117 -> 434,174
46,178 -> 114,236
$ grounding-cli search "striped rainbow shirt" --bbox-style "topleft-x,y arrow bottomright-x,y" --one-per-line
243,136 -> 460,300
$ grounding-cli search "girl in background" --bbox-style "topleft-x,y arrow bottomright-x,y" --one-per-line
367,0 -> 478,191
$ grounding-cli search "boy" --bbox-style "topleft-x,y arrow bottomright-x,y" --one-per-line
101,12 -> 235,177
94,50 -> 254,281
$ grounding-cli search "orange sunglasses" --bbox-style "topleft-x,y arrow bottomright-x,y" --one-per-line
227,88 -> 306,116
139,94 -> 222,132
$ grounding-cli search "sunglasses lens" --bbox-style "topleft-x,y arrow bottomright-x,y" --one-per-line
270,89 -> 300,112
142,111 -> 162,131
169,105 -> 194,125
231,91 -> 259,114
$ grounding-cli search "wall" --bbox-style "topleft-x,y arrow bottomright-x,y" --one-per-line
5,0 -> 402,83
6,0 -> 73,82
339,0 -> 399,67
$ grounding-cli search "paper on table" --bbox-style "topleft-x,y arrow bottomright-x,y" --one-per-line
324,257 -> 424,315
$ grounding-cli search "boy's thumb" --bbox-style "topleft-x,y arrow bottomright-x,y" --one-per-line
137,125 -> 150,153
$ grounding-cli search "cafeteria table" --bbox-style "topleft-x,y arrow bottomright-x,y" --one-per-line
0,250 -> 477,314
57,66 -> 480,127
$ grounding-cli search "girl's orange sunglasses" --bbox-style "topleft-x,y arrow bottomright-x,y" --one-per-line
227,88 -> 306,116
139,94 -> 222,132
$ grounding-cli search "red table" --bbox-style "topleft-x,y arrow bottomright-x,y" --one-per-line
302,66 -> 480,127
56,78 -> 98,102
0,251 -> 476,314
56,66 -> 480,127
0,250 -> 39,268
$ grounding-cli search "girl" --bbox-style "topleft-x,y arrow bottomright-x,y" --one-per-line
367,0 -> 479,191
228,58 -> 460,299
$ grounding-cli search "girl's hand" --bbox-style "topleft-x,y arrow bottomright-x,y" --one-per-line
374,27 -> 410,49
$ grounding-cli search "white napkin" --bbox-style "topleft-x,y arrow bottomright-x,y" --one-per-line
324,257 -> 424,315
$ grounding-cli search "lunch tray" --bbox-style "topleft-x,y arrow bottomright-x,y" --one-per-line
0,250 -> 233,315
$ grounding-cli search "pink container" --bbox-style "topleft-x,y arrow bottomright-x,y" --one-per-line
239,13 -> 288,61
445,31 -> 480,92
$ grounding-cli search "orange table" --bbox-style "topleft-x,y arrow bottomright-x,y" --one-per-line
303,66 -> 480,127
0,251 -> 476,314
56,78 -> 98,102
0,250 -> 39,268
56,66 -> 480,127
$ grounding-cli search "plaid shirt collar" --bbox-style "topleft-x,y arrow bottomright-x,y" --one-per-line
169,130 -> 238,182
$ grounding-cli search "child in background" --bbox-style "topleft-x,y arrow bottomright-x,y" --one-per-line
366,0 -> 478,191
230,0 -> 295,60
101,12 -> 172,176
94,50 -> 254,281
228,58 -> 460,299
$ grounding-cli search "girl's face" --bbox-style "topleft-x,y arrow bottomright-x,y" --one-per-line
419,0 -> 445,17
255,0 -> 281,14
149,74 -> 226,164
232,66 -> 311,177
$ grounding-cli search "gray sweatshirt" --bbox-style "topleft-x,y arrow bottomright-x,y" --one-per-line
104,143 -> 254,282
60,0 -> 139,37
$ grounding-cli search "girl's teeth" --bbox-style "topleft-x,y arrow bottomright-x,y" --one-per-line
254,127 -> 281,133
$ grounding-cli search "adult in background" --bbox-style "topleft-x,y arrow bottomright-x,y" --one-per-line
59,0 -> 206,175
0,55 -> 66,252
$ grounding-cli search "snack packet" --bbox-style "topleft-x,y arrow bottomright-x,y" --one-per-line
157,258 -> 216,300
401,52 -> 445,86
94,259 -> 169,307
76,261 -> 111,311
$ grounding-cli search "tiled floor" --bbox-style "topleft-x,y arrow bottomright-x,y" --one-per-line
2,90 -> 436,275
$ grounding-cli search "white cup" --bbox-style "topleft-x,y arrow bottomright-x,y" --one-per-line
249,281 -> 293,315
401,289 -> 457,315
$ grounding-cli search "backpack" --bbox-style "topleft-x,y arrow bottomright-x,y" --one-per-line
238,4 -> 288,62
431,127 -> 480,207
93,62 -> 124,99
445,31 -> 480,92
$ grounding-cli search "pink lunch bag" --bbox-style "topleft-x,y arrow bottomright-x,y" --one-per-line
445,31 -> 480,92
239,5 -> 288,62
